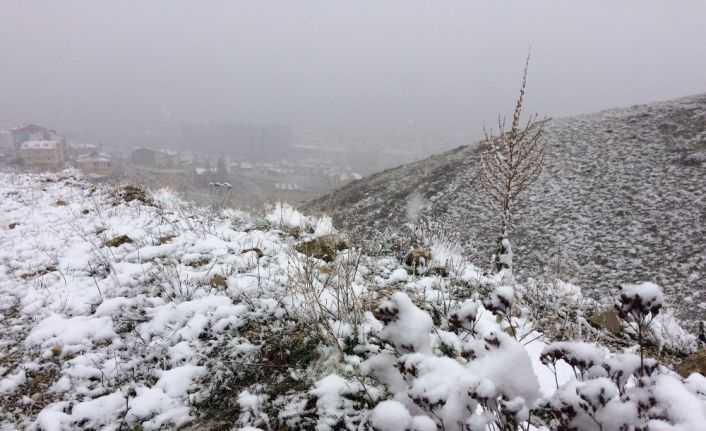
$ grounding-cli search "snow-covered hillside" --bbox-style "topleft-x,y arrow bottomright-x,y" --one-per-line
306,94 -> 706,323
0,172 -> 704,430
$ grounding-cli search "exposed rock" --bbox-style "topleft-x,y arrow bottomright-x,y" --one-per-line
405,246 -> 431,267
241,247 -> 264,258
295,235 -> 347,263
209,275 -> 227,289
186,256 -> 210,267
676,348 -> 706,377
105,235 -> 132,248
115,185 -> 149,203
588,308 -> 622,334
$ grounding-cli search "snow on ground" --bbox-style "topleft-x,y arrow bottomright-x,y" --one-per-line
0,172 -> 294,429
0,172 -> 703,430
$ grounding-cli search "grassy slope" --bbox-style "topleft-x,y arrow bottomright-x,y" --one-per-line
306,94 -> 706,321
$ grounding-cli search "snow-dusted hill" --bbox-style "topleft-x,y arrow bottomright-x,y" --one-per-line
1,172 -> 704,430
306,94 -> 706,321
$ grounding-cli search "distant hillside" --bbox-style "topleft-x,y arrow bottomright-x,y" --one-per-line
306,94 -> 706,320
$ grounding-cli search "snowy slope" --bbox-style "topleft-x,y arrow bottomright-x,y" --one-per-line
306,94 -> 706,321
0,172 -> 317,429
0,172 -> 704,430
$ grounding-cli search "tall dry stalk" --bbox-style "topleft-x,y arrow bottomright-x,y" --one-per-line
478,52 -> 547,272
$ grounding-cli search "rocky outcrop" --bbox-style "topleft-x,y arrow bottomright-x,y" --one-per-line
405,246 -> 431,268
588,308 -> 622,335
295,235 -> 347,263
676,348 -> 706,377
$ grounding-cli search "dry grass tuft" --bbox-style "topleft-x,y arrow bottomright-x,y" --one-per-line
20,266 -> 57,280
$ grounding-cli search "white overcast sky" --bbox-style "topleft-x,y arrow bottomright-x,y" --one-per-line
1,0 -> 705,147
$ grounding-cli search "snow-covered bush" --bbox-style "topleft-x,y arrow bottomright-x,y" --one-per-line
540,343 -> 700,430
616,282 -> 664,375
363,287 -> 706,431
538,284 -> 704,430
363,292 -> 541,431
519,278 -> 592,341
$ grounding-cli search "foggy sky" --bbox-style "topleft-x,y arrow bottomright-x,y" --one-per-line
1,1 -> 705,149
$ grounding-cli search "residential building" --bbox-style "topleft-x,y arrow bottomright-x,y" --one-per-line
0,130 -> 14,158
0,129 -> 13,149
19,140 -> 65,169
76,152 -> 112,176
131,147 -> 177,169
11,124 -> 64,149
156,149 -> 178,168
66,142 -> 100,160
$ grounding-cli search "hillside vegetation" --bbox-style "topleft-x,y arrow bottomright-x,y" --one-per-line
0,172 -> 704,430
306,94 -> 706,323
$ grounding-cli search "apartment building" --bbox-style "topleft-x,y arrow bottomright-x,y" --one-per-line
19,140 -> 65,170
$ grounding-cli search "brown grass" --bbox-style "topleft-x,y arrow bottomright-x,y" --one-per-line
20,266 -> 57,280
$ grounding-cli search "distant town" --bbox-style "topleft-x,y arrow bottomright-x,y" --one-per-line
0,122 -> 456,207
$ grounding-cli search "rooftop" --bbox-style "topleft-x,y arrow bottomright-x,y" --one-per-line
76,152 -> 111,162
20,140 -> 60,150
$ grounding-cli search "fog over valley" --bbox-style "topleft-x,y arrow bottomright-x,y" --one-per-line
2,1 -> 706,159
